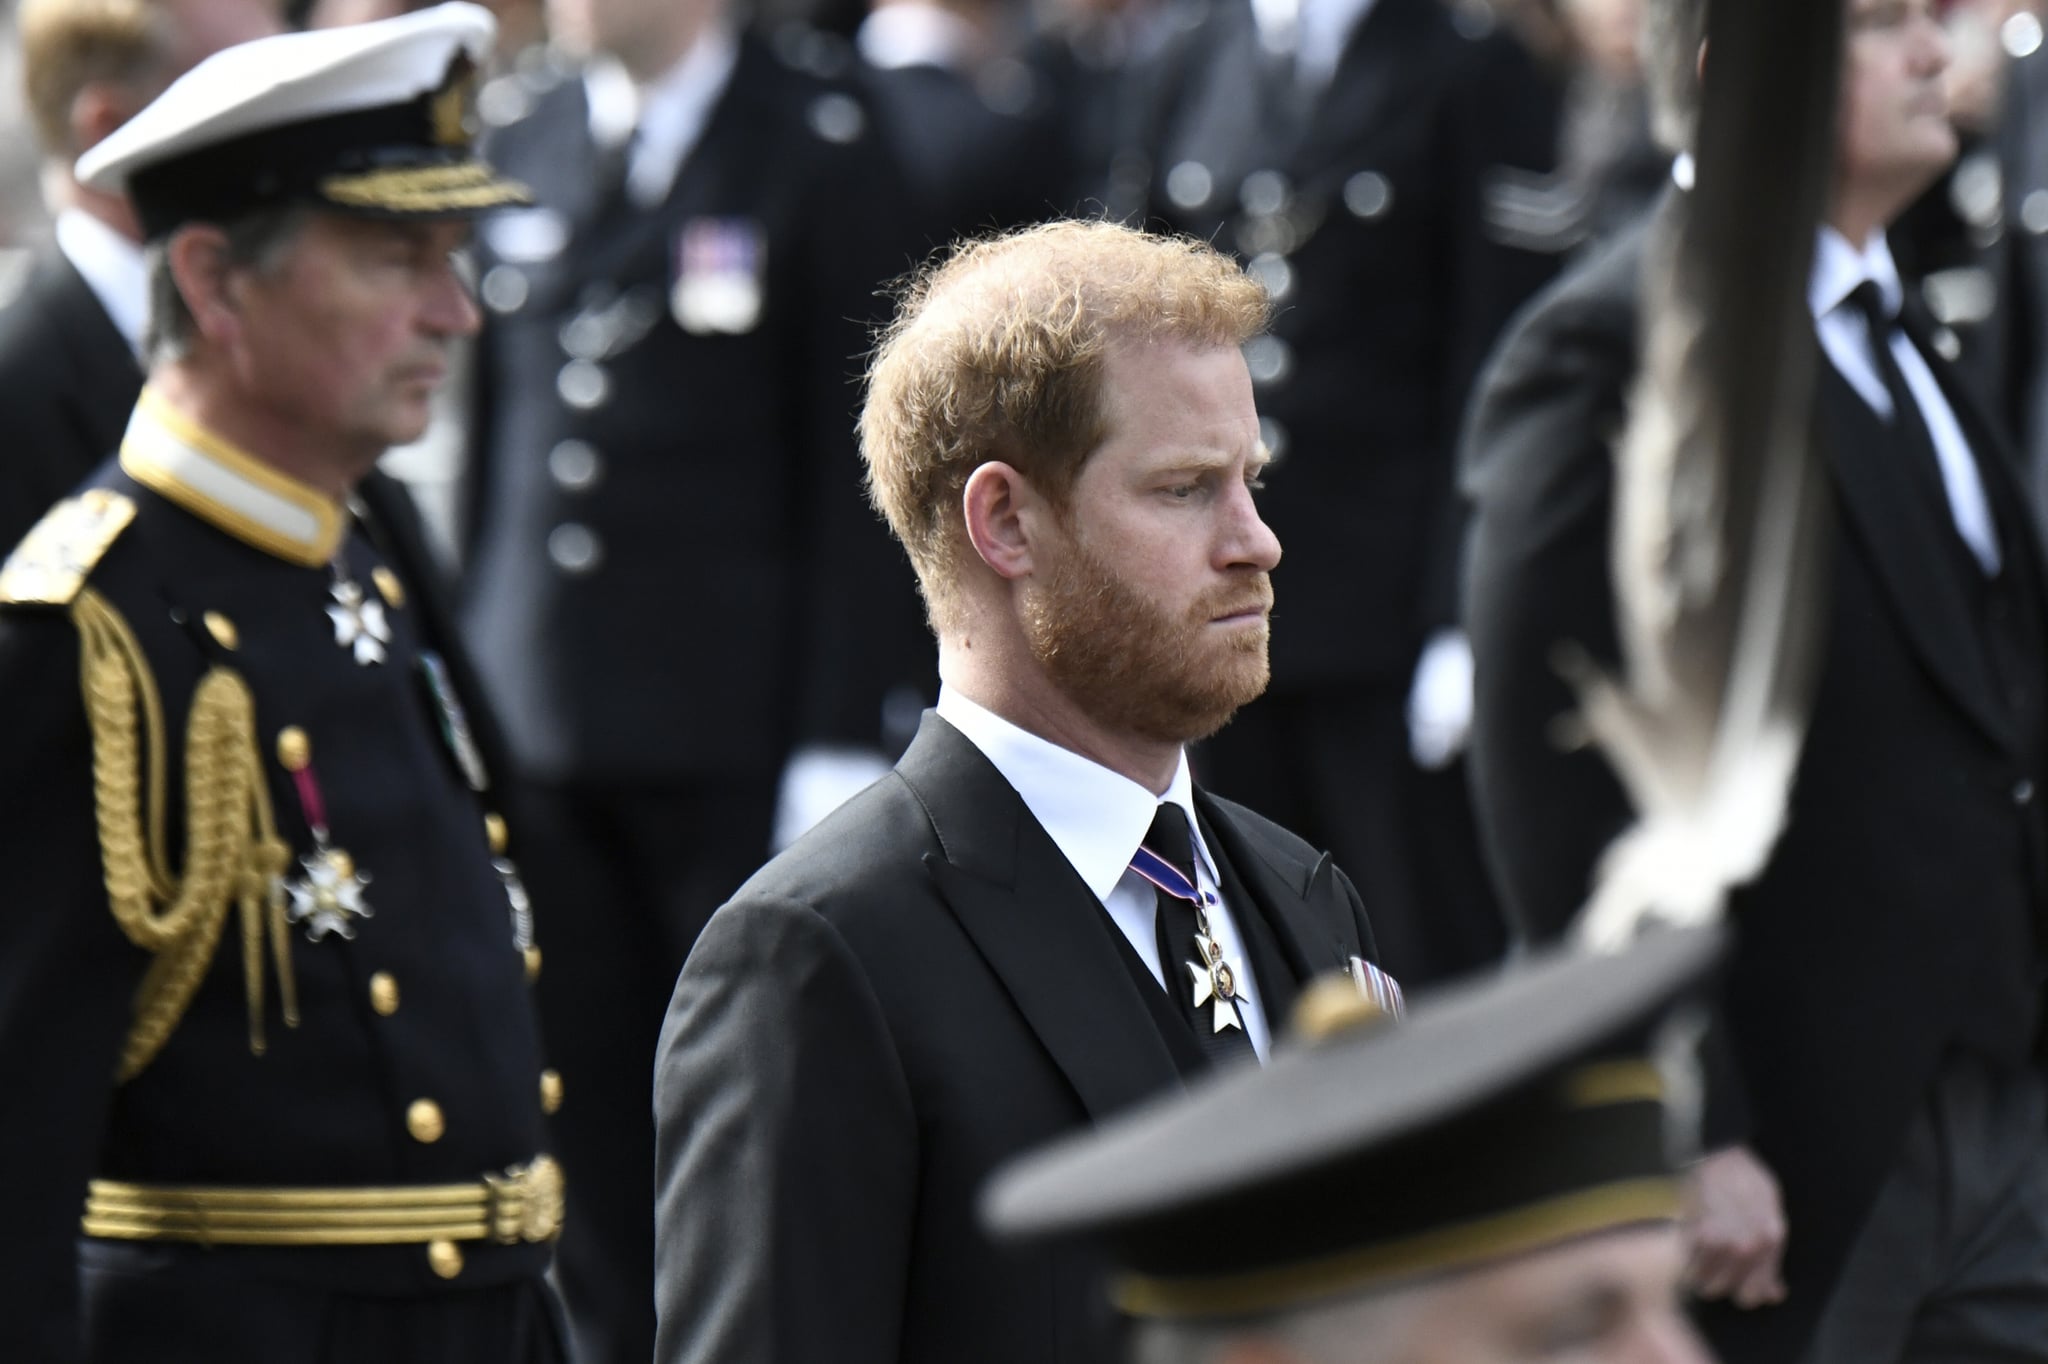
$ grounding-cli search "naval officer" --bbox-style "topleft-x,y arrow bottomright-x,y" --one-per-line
0,7 -> 565,1360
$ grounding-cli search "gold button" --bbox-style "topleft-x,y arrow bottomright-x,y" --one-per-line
523,946 -> 542,983
202,611 -> 238,650
539,1068 -> 564,1114
427,1239 -> 463,1279
372,565 -> 406,608
484,812 -> 509,854
368,972 -> 399,1016
276,726 -> 311,772
406,1098 -> 445,1144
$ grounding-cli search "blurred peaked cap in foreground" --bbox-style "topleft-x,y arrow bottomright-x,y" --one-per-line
982,925 -> 1725,1320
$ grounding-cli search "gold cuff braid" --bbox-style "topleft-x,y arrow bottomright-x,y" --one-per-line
73,589 -> 297,1081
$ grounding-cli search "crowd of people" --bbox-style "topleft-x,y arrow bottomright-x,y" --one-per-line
4,0 -> 2048,1360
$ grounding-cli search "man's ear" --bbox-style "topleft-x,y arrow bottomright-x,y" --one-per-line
962,461 -> 1042,581
165,225 -> 242,348
68,80 -> 141,158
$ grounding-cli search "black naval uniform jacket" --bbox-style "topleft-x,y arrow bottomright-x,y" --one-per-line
0,249 -> 142,552
1128,0 -> 1562,690
462,33 -> 932,787
652,713 -> 1381,1364
0,413 -> 557,1362
1464,205 -> 2048,1364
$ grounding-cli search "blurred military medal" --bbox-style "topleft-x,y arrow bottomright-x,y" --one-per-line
327,565 -> 390,665
276,727 -> 374,941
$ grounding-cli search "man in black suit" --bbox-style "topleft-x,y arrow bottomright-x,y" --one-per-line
1466,1 -> 2048,1359
459,0 -> 935,1353
0,0 -> 280,552
654,219 -> 1389,1364
1121,0 -> 1565,983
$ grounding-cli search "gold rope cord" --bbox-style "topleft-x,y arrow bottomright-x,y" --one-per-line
72,590 -> 298,1081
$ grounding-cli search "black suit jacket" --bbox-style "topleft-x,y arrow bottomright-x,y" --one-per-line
1129,0 -> 1562,685
462,35 -> 933,785
0,249 -> 142,552
1463,207 -> 2048,1363
652,713 -> 1379,1364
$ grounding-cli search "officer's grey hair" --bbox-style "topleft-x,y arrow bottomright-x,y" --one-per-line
142,204 -> 313,369
1641,0 -> 1708,152
1125,1285 -> 1423,1364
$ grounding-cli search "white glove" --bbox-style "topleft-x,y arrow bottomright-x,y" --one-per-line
1405,629 -> 1475,771
773,745 -> 895,850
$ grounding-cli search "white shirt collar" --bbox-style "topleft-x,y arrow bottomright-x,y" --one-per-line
856,4 -> 981,70
935,685 -> 1212,902
1810,225 -> 1903,323
583,23 -> 741,206
54,208 -> 146,358
118,387 -> 345,567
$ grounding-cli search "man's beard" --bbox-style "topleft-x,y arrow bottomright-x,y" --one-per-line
1022,535 -> 1273,746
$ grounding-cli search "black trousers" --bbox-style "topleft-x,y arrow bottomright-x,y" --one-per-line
520,777 -> 777,1364
1196,684 -> 1509,986
79,1242 -> 562,1364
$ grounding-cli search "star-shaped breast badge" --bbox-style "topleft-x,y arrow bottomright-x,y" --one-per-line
328,577 -> 391,666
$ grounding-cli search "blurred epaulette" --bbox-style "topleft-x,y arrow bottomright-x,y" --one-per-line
0,490 -> 136,608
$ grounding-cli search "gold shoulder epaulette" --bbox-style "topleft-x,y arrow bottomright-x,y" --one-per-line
0,489 -> 136,606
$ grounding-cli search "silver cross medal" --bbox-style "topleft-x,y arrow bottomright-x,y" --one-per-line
283,845 -> 374,941
328,571 -> 390,665
1187,928 -> 1247,1033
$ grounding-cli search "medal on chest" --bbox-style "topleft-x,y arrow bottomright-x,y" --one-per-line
275,727 -> 375,941
1131,846 -> 1248,1034
327,563 -> 392,666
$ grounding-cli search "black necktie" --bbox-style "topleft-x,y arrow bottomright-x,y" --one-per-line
1845,280 -> 1997,567
1141,804 -> 1256,1066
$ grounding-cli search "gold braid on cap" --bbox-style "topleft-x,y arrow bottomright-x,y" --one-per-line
74,589 -> 297,1081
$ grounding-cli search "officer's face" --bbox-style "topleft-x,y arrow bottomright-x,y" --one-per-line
227,213 -> 480,462
1219,1226 -> 1711,1364
1835,0 -> 1957,214
1018,339 -> 1280,746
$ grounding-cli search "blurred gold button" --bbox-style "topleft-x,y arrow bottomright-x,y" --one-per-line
372,566 -> 406,608
427,1239 -> 463,1279
484,812 -> 509,854
202,611 -> 238,650
539,1069 -> 564,1114
276,726 -> 311,772
524,946 -> 542,983
368,972 -> 399,1016
406,1098 -> 445,1144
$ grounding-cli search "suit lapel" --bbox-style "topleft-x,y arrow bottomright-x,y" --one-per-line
1193,791 -> 1364,992
1816,360 -> 2014,749
898,716 -> 1186,1121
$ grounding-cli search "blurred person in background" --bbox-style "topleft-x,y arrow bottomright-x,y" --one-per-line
855,0 -> 1082,239
1117,0 -> 1566,985
457,0 -> 932,1355
1467,0 -> 2048,1359
0,0 -> 281,552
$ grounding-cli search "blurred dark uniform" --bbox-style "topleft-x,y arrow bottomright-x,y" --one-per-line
460,25 -> 933,1362
1124,0 -> 1564,982
0,244 -> 139,552
850,4 -> 1085,239
0,13 -> 565,1361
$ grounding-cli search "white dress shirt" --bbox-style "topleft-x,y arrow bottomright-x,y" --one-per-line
936,687 -> 1273,1060
1811,227 -> 2001,574
54,208 -> 146,359
583,23 -> 741,210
